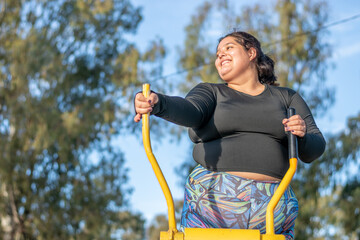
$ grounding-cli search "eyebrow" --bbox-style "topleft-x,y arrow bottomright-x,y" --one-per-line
216,42 -> 236,53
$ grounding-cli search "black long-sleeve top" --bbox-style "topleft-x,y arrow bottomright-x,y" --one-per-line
151,83 -> 326,179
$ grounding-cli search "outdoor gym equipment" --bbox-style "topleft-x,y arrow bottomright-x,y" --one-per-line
141,83 -> 298,240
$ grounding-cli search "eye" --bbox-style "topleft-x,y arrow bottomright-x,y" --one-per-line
226,46 -> 233,50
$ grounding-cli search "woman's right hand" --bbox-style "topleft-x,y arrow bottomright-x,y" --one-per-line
134,91 -> 159,122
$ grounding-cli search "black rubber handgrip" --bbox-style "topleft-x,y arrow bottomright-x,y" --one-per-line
287,108 -> 298,159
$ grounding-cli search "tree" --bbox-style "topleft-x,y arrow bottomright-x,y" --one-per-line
0,0 -> 165,239
146,215 -> 168,240
304,113 -> 360,239
146,200 -> 183,240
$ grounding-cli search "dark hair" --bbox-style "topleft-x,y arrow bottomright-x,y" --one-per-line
218,31 -> 278,85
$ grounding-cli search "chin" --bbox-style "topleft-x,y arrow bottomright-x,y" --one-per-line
219,73 -> 233,82
219,72 -> 230,80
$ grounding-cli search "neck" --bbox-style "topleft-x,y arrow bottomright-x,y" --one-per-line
227,70 -> 264,96
228,81 -> 265,96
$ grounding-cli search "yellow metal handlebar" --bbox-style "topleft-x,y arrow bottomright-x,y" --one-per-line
141,84 -> 179,239
141,83 -> 296,240
265,157 -> 297,234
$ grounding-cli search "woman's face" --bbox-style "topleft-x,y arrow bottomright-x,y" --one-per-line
215,36 -> 254,82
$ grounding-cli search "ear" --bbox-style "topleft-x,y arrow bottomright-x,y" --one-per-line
248,47 -> 257,61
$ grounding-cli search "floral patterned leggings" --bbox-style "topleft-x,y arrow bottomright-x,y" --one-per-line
180,165 -> 298,240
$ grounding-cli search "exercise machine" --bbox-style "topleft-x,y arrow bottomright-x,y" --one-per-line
141,83 -> 298,240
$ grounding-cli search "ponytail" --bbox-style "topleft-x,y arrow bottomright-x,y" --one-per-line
257,52 -> 278,85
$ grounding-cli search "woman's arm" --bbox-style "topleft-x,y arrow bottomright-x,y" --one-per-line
135,83 -> 217,128
287,92 -> 326,163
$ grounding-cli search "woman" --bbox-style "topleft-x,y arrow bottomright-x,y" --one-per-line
134,31 -> 325,239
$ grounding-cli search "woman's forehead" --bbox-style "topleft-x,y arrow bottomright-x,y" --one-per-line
217,37 -> 239,50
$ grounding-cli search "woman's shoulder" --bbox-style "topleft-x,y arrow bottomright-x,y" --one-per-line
194,82 -> 224,88
189,82 -> 226,94
268,84 -> 296,93
267,84 -> 298,106
186,82 -> 222,100
268,84 -> 297,96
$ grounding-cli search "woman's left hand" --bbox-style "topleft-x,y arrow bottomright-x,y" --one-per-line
282,115 -> 306,138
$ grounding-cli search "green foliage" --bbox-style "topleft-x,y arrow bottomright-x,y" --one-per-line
338,180 -> 360,238
146,200 -> 183,240
0,0 -> 165,239
146,215 -> 168,240
290,112 -> 360,240
176,1 -> 220,93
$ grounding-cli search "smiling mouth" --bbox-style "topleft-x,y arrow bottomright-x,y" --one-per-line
221,60 -> 231,66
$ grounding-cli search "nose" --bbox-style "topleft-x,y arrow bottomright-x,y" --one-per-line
217,51 -> 225,59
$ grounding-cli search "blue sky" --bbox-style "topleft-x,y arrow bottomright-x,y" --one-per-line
120,0 -> 360,226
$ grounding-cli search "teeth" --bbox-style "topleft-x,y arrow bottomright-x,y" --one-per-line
222,60 -> 230,66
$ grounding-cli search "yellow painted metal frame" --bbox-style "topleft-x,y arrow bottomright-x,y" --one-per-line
141,83 -> 297,240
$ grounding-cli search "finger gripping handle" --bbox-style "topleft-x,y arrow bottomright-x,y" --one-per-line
287,108 -> 298,159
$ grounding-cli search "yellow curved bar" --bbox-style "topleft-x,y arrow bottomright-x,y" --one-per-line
265,157 -> 297,234
141,84 -> 178,237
